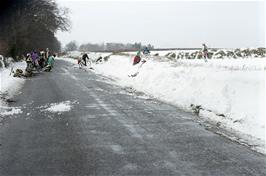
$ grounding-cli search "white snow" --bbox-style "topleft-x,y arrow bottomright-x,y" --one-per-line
0,106 -> 23,116
0,60 -> 26,107
43,101 -> 72,114
0,59 -> 26,118
62,52 -> 266,153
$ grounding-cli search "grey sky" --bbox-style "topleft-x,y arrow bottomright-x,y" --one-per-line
56,0 -> 265,48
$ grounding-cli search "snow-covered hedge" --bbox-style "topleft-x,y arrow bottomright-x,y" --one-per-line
161,48 -> 266,60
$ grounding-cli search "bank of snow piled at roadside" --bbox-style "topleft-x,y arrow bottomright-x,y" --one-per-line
0,61 -> 26,106
88,55 -> 265,153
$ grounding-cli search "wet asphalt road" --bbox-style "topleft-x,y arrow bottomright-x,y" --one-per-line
0,60 -> 265,176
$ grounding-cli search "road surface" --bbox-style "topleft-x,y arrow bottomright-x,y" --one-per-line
0,60 -> 265,176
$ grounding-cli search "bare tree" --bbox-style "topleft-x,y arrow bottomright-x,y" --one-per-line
64,41 -> 78,52
0,0 -> 70,58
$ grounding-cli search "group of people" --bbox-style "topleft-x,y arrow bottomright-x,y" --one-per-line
25,48 -> 56,74
13,48 -> 56,78
133,47 -> 150,65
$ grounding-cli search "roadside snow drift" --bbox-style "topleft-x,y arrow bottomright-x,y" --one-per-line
0,61 -> 26,105
0,60 -> 26,120
98,54 -> 265,151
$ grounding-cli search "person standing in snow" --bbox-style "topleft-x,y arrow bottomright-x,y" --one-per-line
25,53 -> 32,64
25,53 -> 33,73
129,50 -> 146,77
133,50 -> 142,65
81,53 -> 90,66
202,43 -> 208,59
39,50 -> 46,68
31,51 -> 40,71
143,47 -> 150,55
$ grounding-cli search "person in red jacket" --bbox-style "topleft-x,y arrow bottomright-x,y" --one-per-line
133,50 -> 141,65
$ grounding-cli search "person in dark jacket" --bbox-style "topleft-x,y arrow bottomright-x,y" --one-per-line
82,53 -> 89,66
202,43 -> 208,59
39,50 -> 46,68
143,47 -> 150,55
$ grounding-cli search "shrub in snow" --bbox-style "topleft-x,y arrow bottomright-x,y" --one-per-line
168,53 -> 176,59
241,49 -> 251,57
184,52 -> 191,59
189,51 -> 198,59
226,51 -> 237,58
213,50 -> 226,58
207,52 -> 214,59
234,49 -> 242,57
252,48 -> 266,57
165,52 -> 171,57
104,55 -> 110,61
13,69 -> 24,77
190,104 -> 202,116
195,51 -> 203,59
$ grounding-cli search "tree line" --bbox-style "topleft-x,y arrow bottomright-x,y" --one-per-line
64,41 -> 154,52
0,0 -> 70,59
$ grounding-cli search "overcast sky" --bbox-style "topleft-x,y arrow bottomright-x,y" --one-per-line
56,0 -> 265,48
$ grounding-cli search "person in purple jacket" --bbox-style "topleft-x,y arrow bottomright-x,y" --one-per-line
31,51 -> 40,71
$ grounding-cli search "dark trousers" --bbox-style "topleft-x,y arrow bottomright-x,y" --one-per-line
82,58 -> 87,66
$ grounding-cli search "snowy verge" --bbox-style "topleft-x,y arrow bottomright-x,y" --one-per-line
62,54 -> 265,153
0,61 -> 26,120
0,61 -> 26,107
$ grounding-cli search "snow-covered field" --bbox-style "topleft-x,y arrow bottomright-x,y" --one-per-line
62,51 -> 266,153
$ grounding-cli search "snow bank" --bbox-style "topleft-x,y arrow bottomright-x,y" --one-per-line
0,60 -> 26,121
88,54 -> 265,152
0,61 -> 26,106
